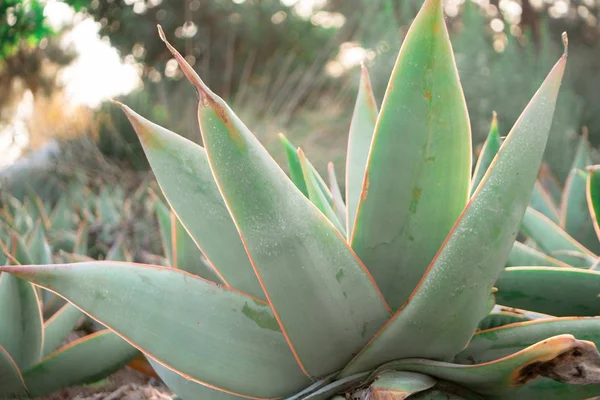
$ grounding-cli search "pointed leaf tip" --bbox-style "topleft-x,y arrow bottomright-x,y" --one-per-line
562,32 -> 568,55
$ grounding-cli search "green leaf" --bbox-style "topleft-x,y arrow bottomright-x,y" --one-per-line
471,111 -> 501,196
287,373 -> 337,400
0,262 -> 310,398
5,233 -> 33,265
118,103 -> 264,300
345,66 -> 378,237
529,181 -> 560,224
327,162 -> 346,226
456,317 -> 600,364
158,27 -> 391,377
521,207 -> 595,262
373,335 -> 600,395
0,272 -> 43,369
27,223 -> 52,265
302,372 -> 370,400
279,133 -> 308,197
49,194 -> 76,231
560,169 -> 599,253
42,303 -> 84,357
495,267 -> 600,316
350,0 -> 472,311
507,241 -> 570,268
155,198 -> 224,283
97,189 -> 121,225
23,331 -> 139,398
299,149 -> 345,233
586,165 -> 600,244
341,32 -> 567,377
0,345 -> 27,397
72,223 -> 89,256
149,359 -> 246,400
369,371 -> 436,399
477,312 -> 530,331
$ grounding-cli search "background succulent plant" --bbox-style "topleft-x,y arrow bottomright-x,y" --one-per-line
3,0 -> 600,399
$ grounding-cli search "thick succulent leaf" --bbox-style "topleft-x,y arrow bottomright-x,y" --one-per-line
119,104 -> 263,300
302,372 -> 369,400
586,165 -> 600,243
149,359 -> 246,400
298,149 -> 345,233
457,317 -> 600,364
7,233 -> 33,265
23,331 -> 139,398
345,66 -> 378,237
27,224 -> 52,265
470,111 -> 501,196
341,36 -> 567,377
0,262 -> 310,398
529,182 -> 560,224
350,0 -> 471,311
375,335 -> 600,394
327,162 -> 346,226
495,267 -> 600,316
477,312 -> 530,331
0,272 -> 43,369
368,371 -> 436,399
23,192 -> 50,232
560,169 -> 599,253
521,207 -> 594,262
279,133 -> 308,197
547,250 -> 596,268
0,344 -> 27,397
42,303 -> 84,357
155,198 -> 224,283
507,241 -> 569,268
159,27 -> 391,377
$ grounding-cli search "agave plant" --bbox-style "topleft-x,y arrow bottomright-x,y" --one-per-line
3,0 -> 600,399
0,225 -> 138,398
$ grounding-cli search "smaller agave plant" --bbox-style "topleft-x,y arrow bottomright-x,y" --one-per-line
4,0 -> 600,399
0,222 -> 137,398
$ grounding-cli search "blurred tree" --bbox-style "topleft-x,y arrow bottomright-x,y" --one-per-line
0,0 -> 85,122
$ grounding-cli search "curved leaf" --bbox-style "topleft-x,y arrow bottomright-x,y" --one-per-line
0,344 -> 27,397
27,223 -> 52,265
158,26 -> 390,377
369,371 -> 436,399
302,372 -> 369,400
279,133 -> 308,197
521,207 -> 594,261
341,32 -> 567,377
507,241 -> 569,268
477,312 -> 530,331
530,181 -> 560,224
456,317 -> 600,364
118,104 -> 263,300
299,149 -> 345,233
350,0 -> 471,311
327,162 -> 346,226
23,331 -> 139,397
0,262 -> 309,398
0,272 -> 43,369
345,65 -> 378,237
495,267 -> 600,316
374,335 -> 600,394
586,165 -> 600,244
42,303 -> 84,357
470,111 -> 501,196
